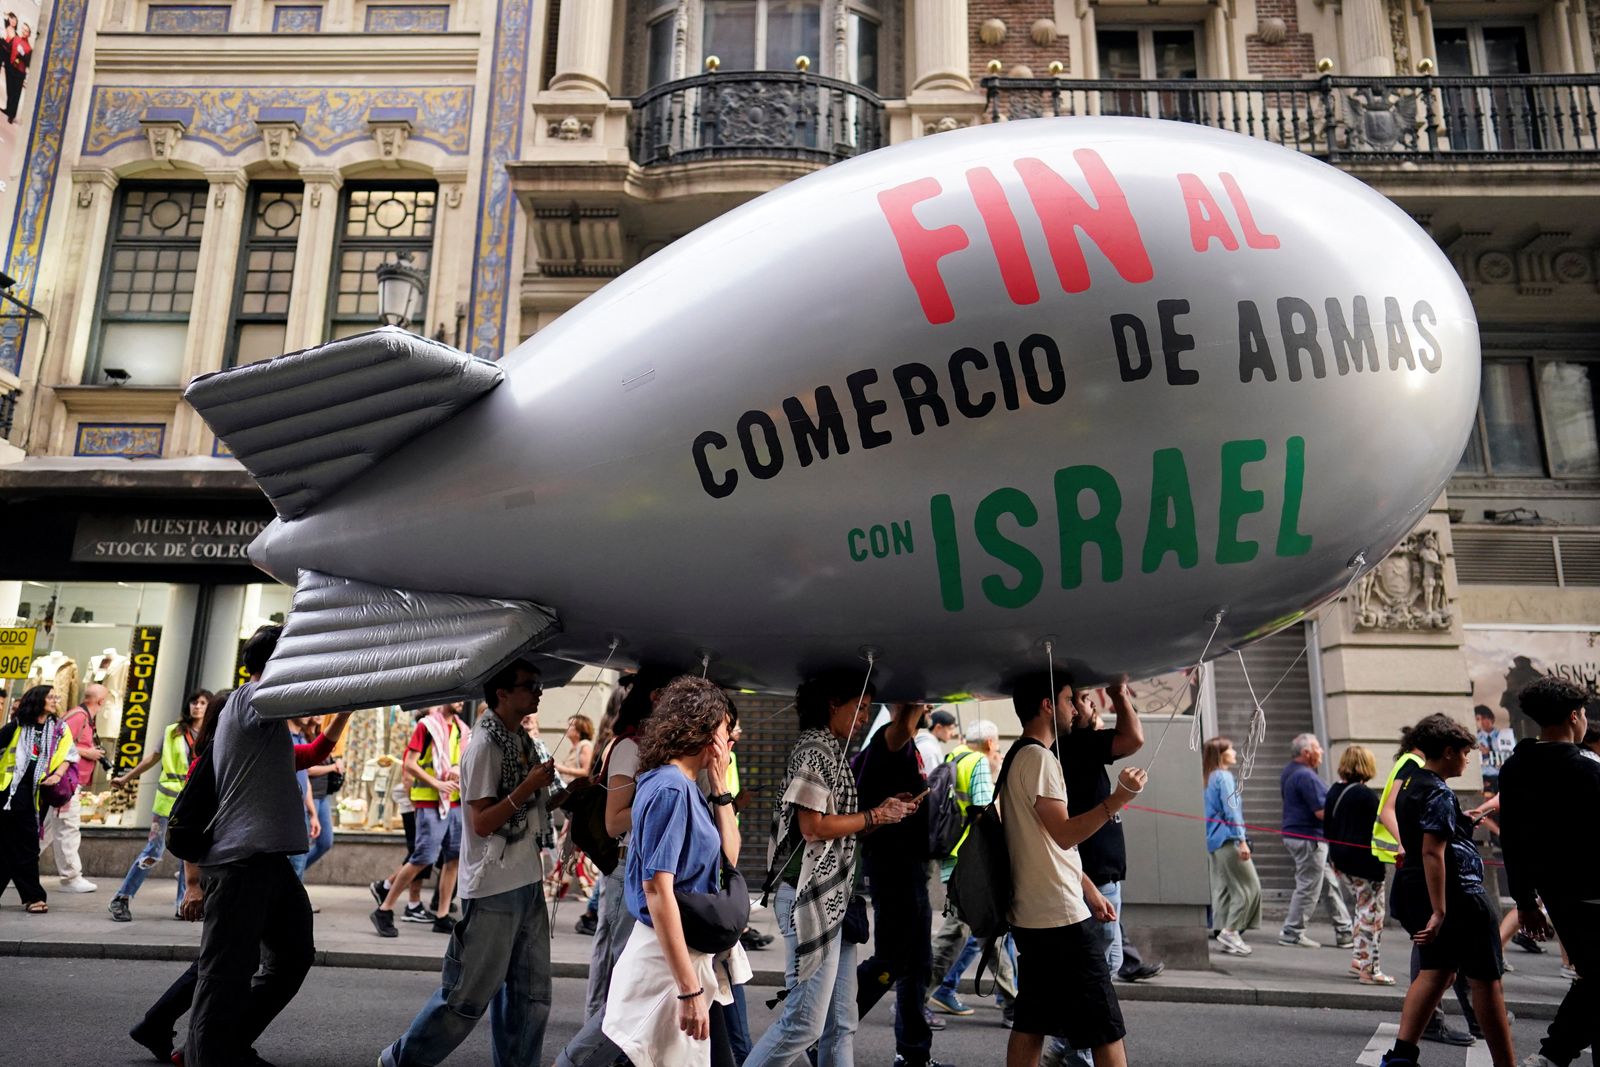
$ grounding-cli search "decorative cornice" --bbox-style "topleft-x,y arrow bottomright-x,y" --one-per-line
92,39 -> 483,76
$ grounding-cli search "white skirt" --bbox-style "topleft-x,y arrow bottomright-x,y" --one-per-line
601,922 -> 748,1067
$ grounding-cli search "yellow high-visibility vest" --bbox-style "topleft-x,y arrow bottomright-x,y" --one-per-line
410,719 -> 462,805
154,723 -> 194,820
1372,751 -> 1421,863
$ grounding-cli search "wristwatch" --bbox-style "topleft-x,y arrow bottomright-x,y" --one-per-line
710,792 -> 736,807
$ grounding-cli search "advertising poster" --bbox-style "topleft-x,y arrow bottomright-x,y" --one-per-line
1463,626 -> 1600,740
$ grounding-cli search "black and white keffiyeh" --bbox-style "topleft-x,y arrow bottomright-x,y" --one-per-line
768,728 -> 859,982
475,712 -> 560,850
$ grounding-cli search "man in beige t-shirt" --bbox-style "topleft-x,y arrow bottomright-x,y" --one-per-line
999,673 -> 1146,1067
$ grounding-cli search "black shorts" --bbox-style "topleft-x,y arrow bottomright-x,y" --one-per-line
1011,920 -> 1126,1048
1391,882 -> 1504,981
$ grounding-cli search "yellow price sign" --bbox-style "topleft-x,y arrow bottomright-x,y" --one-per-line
0,627 -> 35,680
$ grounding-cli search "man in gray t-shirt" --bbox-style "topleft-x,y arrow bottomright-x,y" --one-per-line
381,659 -> 557,1067
185,626 -> 346,1067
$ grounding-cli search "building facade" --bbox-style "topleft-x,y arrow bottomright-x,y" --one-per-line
0,0 -> 1597,891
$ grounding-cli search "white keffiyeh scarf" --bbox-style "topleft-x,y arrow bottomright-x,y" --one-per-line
768,728 -> 859,982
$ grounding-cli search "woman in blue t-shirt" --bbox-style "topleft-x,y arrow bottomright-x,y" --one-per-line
599,676 -> 743,1067
1202,736 -> 1262,956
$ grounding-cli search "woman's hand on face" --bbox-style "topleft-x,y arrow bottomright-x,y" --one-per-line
677,991 -> 710,1040
707,735 -> 731,792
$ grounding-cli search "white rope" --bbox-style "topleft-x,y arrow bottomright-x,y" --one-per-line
550,637 -> 620,765
1187,661 -> 1208,754
833,651 -> 878,783
1144,610 -> 1226,773
1046,640 -> 1061,765
700,652 -> 711,680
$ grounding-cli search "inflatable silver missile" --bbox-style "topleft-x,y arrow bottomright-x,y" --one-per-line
186,117 -> 1479,716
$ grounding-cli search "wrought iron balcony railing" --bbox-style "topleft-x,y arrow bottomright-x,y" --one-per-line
630,71 -> 888,168
984,74 -> 1600,163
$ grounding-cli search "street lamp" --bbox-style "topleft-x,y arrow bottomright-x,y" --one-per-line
374,250 -> 426,330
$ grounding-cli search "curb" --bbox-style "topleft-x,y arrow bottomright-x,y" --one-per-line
0,940 -> 1561,1019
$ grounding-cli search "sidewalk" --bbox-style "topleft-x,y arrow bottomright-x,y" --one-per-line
0,886 -> 1575,1018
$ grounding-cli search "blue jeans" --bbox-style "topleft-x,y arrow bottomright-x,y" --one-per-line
744,882 -> 858,1067
382,882 -> 552,1067
1046,880 -> 1123,1067
305,797 -> 334,870
724,982 -> 753,1064
288,852 -> 308,880
114,814 -> 184,909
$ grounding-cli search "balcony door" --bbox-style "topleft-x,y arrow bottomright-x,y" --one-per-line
1434,24 -> 1538,152
1097,27 -> 1202,122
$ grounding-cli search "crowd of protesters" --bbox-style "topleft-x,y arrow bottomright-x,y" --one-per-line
2,634 -> 1593,1067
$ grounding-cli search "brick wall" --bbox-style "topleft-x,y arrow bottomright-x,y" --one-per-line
1245,0 -> 1318,77
970,0 -> 1072,80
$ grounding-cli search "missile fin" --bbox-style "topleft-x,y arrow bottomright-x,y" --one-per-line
252,570 -> 558,719
185,327 -> 503,521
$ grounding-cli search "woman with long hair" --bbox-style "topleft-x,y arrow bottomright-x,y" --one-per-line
3,21 -> 29,124
1325,745 -> 1394,984
302,716 -> 342,872
107,689 -> 212,922
590,676 -> 746,1067
1202,736 -> 1261,955
1,685 -> 74,912
558,714 -> 596,782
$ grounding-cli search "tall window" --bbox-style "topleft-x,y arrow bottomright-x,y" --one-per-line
1457,356 -> 1600,478
646,10 -> 675,86
1097,27 -> 1202,120
225,183 -> 302,368
327,183 -> 437,340
87,183 -> 207,386
702,0 -> 821,71
1434,23 -> 1538,152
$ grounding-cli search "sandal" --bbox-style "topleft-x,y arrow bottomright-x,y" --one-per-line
1358,969 -> 1396,986
23,900 -> 47,914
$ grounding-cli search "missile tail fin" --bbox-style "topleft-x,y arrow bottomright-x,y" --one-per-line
185,327 -> 503,521
252,570 -> 558,719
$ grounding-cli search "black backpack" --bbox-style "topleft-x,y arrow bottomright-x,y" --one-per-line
165,743 -> 218,863
927,749 -> 983,860
558,738 -> 624,875
946,737 -> 1042,940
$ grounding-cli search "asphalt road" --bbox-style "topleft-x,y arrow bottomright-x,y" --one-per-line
0,957 -> 1570,1067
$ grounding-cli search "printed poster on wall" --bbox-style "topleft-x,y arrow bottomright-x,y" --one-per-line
1463,627 -> 1600,741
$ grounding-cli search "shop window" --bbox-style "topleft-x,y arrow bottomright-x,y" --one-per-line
86,183 -> 207,387
1456,357 -> 1600,478
326,183 -> 437,341
1096,26 -> 1202,120
225,183 -> 303,368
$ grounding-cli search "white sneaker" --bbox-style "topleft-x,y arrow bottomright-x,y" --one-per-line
1217,930 -> 1253,955
1560,964 -> 1578,981
1278,930 -> 1322,948
58,876 -> 98,893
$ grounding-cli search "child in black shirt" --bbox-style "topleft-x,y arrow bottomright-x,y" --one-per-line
1381,713 -> 1515,1067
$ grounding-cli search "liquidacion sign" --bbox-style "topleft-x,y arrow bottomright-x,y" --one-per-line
115,626 -> 161,771
71,515 -> 270,565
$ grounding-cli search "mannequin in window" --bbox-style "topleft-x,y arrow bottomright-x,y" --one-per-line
88,649 -> 129,743
27,651 -> 78,711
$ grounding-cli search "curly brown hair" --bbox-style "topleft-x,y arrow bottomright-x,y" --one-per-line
638,676 -> 730,772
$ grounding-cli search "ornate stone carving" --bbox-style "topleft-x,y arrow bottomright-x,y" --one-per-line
980,18 -> 1007,46
76,184 -> 95,208
702,80 -> 813,149
1442,232 -> 1599,293
1031,19 -> 1057,46
1257,16 -> 1287,44
923,116 -> 968,136
256,119 -> 300,164
1354,530 -> 1451,631
368,118 -> 412,166
214,184 -> 229,208
1386,0 -> 1412,75
549,115 -> 593,141
140,119 -> 185,166
1342,84 -> 1420,151
444,184 -> 464,209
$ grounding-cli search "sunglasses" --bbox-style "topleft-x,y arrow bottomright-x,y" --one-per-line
510,681 -> 543,694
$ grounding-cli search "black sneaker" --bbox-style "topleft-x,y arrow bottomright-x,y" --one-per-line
1118,962 -> 1165,982
575,911 -> 597,936
432,915 -> 456,934
1421,1016 -> 1474,1047
369,880 -> 388,907
740,927 -> 774,950
128,1019 -> 173,1061
370,908 -> 399,938
109,897 -> 132,923
1512,930 -> 1546,954
402,903 -> 437,923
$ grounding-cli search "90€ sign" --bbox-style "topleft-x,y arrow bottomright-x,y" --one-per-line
0,628 -> 36,679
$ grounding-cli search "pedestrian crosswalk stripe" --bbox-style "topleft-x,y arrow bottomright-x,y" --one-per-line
1357,1023 -> 1399,1066
1464,1038 -> 1494,1067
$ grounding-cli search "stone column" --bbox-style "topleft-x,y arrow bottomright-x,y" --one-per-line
549,0 -> 615,94
284,168 -> 343,353
170,172 -> 248,454
912,0 -> 972,92
1337,0 -> 1396,77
